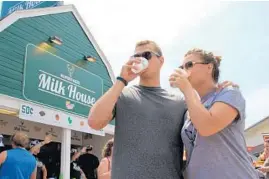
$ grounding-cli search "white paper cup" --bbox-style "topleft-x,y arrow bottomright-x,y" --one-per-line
170,68 -> 189,88
131,57 -> 149,74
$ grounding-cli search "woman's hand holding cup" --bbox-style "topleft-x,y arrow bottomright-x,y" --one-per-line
169,68 -> 192,94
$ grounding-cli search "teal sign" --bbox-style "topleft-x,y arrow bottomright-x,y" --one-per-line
0,1 -> 63,19
23,44 -> 103,118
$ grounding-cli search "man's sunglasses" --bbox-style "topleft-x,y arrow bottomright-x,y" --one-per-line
179,61 -> 209,70
132,51 -> 161,60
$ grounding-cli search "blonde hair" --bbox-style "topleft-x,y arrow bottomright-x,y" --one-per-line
102,138 -> 114,158
11,132 -> 30,148
135,40 -> 163,56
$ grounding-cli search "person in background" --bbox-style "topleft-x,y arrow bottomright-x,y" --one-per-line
0,131 -> 37,179
248,154 -> 266,179
170,48 -> 259,178
70,147 -> 87,179
98,139 -> 114,179
78,145 -> 99,179
258,141 -> 269,163
44,142 -> 61,179
29,134 -> 52,179
258,140 -> 269,178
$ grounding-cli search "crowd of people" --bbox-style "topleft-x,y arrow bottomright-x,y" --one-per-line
0,132 -> 113,179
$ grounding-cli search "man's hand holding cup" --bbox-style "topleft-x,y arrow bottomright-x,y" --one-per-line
120,57 -> 148,83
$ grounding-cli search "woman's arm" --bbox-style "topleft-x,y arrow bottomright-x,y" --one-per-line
41,165 -> 47,179
97,158 -> 111,179
169,69 -> 244,137
183,88 -> 239,136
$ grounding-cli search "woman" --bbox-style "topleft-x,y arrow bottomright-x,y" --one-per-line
0,132 -> 37,179
169,48 -> 259,179
98,139 -> 114,179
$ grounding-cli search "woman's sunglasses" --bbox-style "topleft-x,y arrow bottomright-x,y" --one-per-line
179,61 -> 209,70
132,51 -> 161,60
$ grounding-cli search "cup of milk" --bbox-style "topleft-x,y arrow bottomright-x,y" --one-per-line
131,57 -> 149,74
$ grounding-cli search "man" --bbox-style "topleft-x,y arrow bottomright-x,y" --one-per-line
42,142 -> 61,179
77,145 -> 99,179
70,147 -> 87,179
89,40 -> 186,179
0,132 -> 37,179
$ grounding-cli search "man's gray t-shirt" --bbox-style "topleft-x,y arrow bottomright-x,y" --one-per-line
181,87 -> 259,179
111,85 -> 186,179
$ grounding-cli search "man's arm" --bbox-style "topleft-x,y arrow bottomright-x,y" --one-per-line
30,167 -> 37,179
0,151 -> 7,166
88,81 -> 125,130
30,134 -> 52,154
30,142 -> 45,154
71,147 -> 86,162
88,58 -> 140,130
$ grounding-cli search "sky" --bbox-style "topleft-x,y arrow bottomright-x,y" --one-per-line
65,0 -> 269,128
